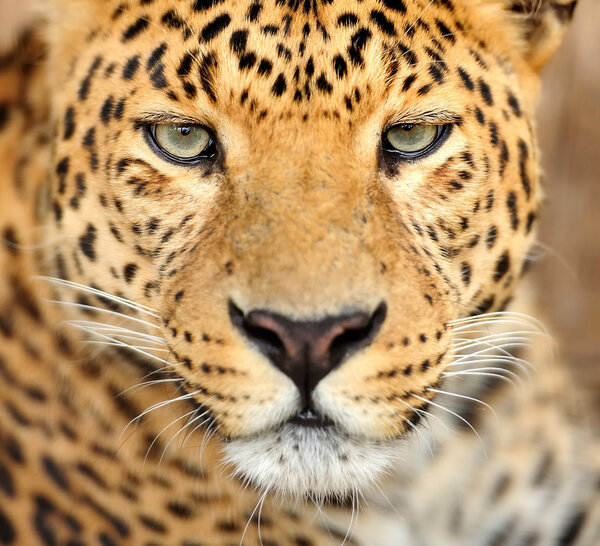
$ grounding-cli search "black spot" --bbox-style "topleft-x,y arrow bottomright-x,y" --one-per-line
277,43 -> 292,61
402,74 -> 417,92
161,10 -> 186,32
506,192 -> 519,230
461,262 -> 471,285
475,106 -> 485,125
272,73 -> 287,96
122,56 -> 140,79
526,211 -> 536,234
493,251 -> 510,282
417,84 -> 432,95
167,501 -> 194,518
557,510 -> 586,544
507,91 -> 521,117
122,17 -> 150,41
473,296 -> 495,316
123,263 -> 139,283
247,2 -> 262,21
200,14 -> 232,42
139,514 -> 167,533
457,67 -> 474,90
398,42 -> 417,66
370,10 -> 396,36
78,56 -> 102,100
489,122 -> 498,146
55,157 -> 69,194
257,58 -> 273,76
238,52 -> 257,70
428,63 -> 444,83
337,13 -> 358,27
41,455 -> 70,492
98,533 -> 118,546
316,73 -> 332,93
193,0 -> 224,9
0,103 -> 9,132
262,24 -> 279,35
478,78 -> 494,106
333,55 -> 347,78
100,96 -> 114,124
79,224 -> 97,261
0,463 -> 14,497
230,29 -> 248,53
174,290 -> 184,301
348,27 -> 371,66
148,43 -> 168,72
63,107 -> 76,140
486,225 -> 498,248
177,53 -> 195,76
435,19 -> 455,43
2,227 -> 18,255
150,63 -> 168,89
0,505 -> 15,544
382,0 -> 406,13
518,139 -> 531,198
198,52 -> 218,102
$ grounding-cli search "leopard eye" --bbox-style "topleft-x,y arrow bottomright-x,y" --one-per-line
151,124 -> 215,162
383,124 -> 446,158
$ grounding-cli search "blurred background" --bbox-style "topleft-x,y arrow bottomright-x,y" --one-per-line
0,1 -> 598,407
536,0 -> 600,410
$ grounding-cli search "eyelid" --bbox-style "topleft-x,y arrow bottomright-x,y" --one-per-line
137,112 -> 208,126
384,110 -> 462,130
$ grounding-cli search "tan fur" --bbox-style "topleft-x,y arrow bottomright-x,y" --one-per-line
0,0 -> 597,544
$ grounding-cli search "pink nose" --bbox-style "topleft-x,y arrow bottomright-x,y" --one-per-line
230,302 -> 387,407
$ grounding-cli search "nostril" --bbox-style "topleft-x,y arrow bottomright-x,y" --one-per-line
329,302 -> 387,365
229,301 -> 286,357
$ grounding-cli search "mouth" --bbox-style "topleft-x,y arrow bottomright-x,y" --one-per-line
222,416 -> 401,499
289,407 -> 333,428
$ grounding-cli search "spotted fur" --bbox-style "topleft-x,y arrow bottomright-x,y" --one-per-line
0,0 -> 598,544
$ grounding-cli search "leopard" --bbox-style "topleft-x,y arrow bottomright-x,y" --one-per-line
0,0 -> 598,544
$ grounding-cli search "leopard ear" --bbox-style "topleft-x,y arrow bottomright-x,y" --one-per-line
499,0 -> 578,70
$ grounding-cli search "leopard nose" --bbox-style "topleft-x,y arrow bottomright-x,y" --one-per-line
229,302 -> 387,406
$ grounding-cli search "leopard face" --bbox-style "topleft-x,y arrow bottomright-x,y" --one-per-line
42,0 -> 574,498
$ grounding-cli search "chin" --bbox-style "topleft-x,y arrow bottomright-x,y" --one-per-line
222,422 -> 400,500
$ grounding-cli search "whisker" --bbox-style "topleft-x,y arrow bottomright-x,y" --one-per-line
442,370 -> 516,386
120,389 -> 203,439
412,394 -> 485,454
67,321 -> 166,344
427,387 -> 497,416
119,377 -> 183,396
68,323 -> 173,366
144,408 -> 198,464
50,299 -> 161,330
34,275 -> 160,317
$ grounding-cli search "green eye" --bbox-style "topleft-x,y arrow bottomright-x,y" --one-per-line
151,124 -> 214,162
383,124 -> 446,158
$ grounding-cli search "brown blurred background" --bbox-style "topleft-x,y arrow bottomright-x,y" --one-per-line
0,1 -> 598,405
536,0 -> 600,409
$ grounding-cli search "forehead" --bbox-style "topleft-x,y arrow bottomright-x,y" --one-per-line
82,0 -> 495,122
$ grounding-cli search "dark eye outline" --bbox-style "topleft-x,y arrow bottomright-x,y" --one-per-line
382,124 -> 453,160
143,123 -> 218,166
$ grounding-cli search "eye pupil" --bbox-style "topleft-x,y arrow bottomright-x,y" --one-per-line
401,124 -> 414,132
179,126 -> 191,136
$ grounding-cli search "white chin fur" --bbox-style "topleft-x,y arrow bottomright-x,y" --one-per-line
223,424 -> 399,499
